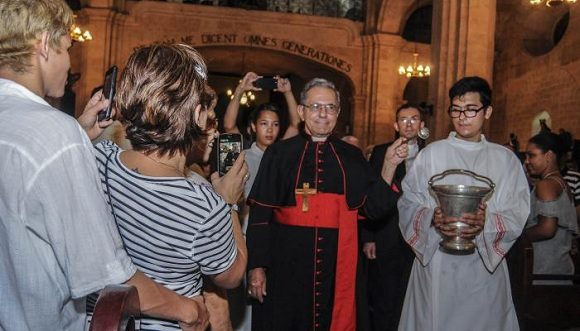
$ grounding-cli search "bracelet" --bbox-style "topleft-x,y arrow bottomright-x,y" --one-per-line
228,203 -> 240,212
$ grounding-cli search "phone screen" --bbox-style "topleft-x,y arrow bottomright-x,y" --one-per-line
253,77 -> 277,90
218,133 -> 243,176
98,65 -> 118,121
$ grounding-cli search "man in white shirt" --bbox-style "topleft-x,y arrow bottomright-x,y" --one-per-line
398,76 -> 530,331
0,1 -> 208,330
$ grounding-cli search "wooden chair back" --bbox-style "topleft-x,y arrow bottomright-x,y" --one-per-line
89,285 -> 140,331
507,234 -> 580,331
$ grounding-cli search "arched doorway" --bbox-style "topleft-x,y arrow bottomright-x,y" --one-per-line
198,46 -> 356,137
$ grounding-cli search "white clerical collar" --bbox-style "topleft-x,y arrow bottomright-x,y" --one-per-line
311,136 -> 328,142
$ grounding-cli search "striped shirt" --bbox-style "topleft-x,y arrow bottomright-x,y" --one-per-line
95,141 -> 237,330
563,169 -> 580,206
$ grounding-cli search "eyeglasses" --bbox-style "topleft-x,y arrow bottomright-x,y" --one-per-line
448,105 -> 486,118
303,103 -> 339,115
398,117 -> 421,125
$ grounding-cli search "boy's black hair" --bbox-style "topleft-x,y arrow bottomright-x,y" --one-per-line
449,76 -> 492,108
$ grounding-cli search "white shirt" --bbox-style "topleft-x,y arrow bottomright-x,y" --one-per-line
398,132 -> 530,331
0,79 -> 136,331
244,142 -> 265,196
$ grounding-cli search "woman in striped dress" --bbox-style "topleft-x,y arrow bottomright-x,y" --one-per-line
95,43 -> 249,330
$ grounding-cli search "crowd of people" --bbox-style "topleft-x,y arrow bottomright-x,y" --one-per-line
1,1 -> 578,331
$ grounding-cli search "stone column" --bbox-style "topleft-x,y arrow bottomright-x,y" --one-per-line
73,0 -> 122,115
360,33 -> 406,147
429,0 -> 496,140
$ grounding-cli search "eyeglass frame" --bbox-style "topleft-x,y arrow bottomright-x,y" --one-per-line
447,105 -> 487,118
302,103 -> 340,115
397,117 -> 422,126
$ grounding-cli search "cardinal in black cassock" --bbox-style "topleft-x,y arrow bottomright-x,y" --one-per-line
246,78 -> 406,331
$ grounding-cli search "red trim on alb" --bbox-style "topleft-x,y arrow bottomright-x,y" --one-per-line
408,207 -> 427,247
493,214 -> 507,257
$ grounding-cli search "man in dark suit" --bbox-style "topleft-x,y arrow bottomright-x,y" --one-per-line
361,103 -> 426,331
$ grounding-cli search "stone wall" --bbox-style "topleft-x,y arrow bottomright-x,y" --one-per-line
492,2 -> 580,147
73,0 -> 436,147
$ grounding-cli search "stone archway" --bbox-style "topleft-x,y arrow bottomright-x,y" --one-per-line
76,0 -> 365,138
198,45 -> 357,136
377,0 -> 432,34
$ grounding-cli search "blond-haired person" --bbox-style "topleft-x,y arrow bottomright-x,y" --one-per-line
0,1 -> 209,330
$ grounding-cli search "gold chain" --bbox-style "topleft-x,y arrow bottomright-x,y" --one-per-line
140,152 -> 185,177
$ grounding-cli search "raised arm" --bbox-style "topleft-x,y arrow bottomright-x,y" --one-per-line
275,76 -> 300,139
224,72 -> 260,134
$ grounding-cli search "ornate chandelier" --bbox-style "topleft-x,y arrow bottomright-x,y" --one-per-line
226,89 -> 255,106
70,24 -> 92,42
398,53 -> 430,78
530,0 -> 576,6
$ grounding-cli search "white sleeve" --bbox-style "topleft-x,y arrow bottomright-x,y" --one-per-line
475,155 -> 530,272
24,143 -> 136,299
398,149 -> 440,266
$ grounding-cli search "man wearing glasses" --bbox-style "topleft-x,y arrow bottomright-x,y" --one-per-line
246,78 -> 406,331
362,103 -> 426,331
398,76 -> 530,330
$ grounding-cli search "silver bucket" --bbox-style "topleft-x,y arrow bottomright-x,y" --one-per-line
428,169 -> 495,254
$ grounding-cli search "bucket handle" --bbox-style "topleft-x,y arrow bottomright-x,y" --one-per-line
428,169 -> 496,191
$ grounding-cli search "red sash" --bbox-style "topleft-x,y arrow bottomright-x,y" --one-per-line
275,193 -> 358,331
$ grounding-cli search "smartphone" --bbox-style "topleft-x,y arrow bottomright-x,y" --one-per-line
97,65 -> 118,121
217,133 -> 243,176
253,77 -> 278,90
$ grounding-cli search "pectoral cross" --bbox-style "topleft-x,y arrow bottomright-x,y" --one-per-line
295,182 -> 317,212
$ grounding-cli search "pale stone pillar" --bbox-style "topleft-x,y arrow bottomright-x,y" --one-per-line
351,95 -> 367,145
73,1 -> 121,116
360,33 -> 406,147
429,0 -> 496,140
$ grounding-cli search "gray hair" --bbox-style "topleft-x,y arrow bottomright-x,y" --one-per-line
300,78 -> 340,105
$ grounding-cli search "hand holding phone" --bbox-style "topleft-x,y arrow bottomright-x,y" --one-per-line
210,151 -> 248,205
217,133 -> 243,176
98,65 -> 118,121
253,77 -> 278,91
